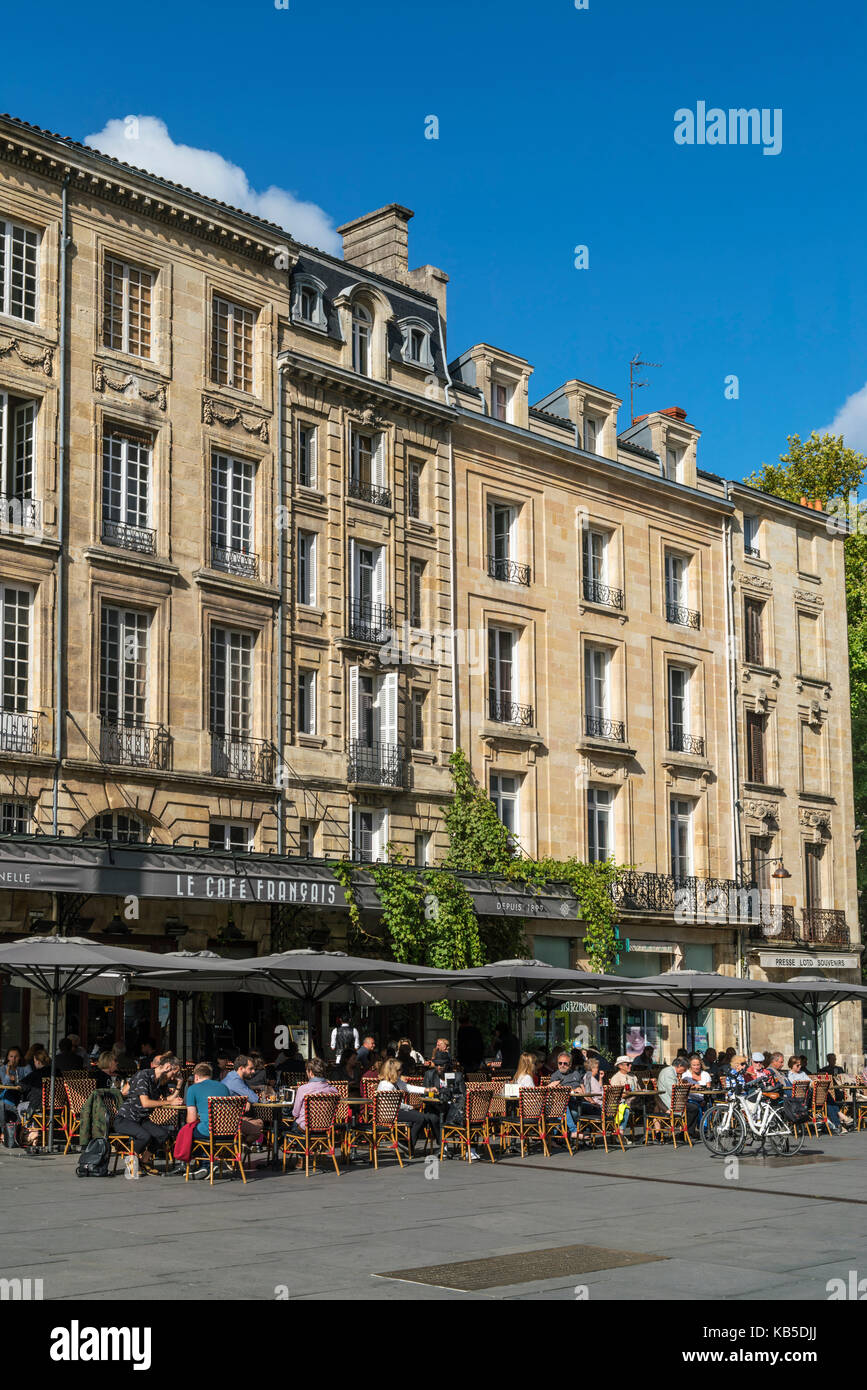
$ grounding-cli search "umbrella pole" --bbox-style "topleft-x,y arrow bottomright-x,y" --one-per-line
813,1006 -> 821,1072
47,987 -> 58,1153
545,1004 -> 551,1056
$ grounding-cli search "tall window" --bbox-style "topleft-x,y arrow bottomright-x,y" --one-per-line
101,429 -> 153,552
0,392 -> 36,500
211,295 -> 255,392
297,531 -> 316,605
351,806 -> 387,862
804,842 -> 823,910
410,688 -> 426,750
211,452 -> 254,572
587,788 -> 612,863
348,667 -> 397,749
750,834 -> 772,890
584,648 -> 609,724
210,627 -> 253,741
667,666 -> 690,746
298,820 -> 317,857
298,424 -> 317,489
665,553 -> 686,608
744,598 -> 764,665
487,502 -> 515,571
664,446 -> 683,482
349,542 -> 387,636
414,831 -> 431,866
490,773 -> 520,837
407,457 -> 423,518
352,303 -> 372,375
100,606 -> 148,730
349,430 -> 387,503
409,559 -> 425,628
209,822 -> 252,851
297,669 -> 316,735
103,256 -> 153,357
583,416 -> 600,453
743,515 -> 760,557
491,382 -> 509,421
0,586 -> 30,724
583,529 -> 606,586
0,220 -> 39,322
488,627 -> 515,719
670,798 -> 693,879
746,710 -> 766,783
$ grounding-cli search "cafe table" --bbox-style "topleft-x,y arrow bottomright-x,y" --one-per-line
249,1099 -> 296,1167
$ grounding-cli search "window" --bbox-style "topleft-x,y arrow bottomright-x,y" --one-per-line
488,626 -> 515,719
744,598 -> 764,665
299,820 -> 317,857
804,842 -> 823,910
103,256 -> 153,357
414,831 -> 431,866
100,606 -> 148,732
101,429 -> 153,552
297,531 -> 316,606
750,834 -> 772,890
211,295 -> 255,392
211,452 -> 255,573
407,457 -> 423,519
490,773 -> 520,837
0,392 -> 37,501
583,416 -> 601,453
349,429 -> 387,503
583,529 -> 606,586
487,502 -> 514,569
0,586 -> 31,731
410,688 -> 426,750
670,798 -> 693,879
92,812 -> 144,843
743,515 -> 760,557
298,424 -> 317,489
584,648 -> 610,724
0,801 -> 29,834
746,710 -> 766,783
351,806 -> 387,862
491,382 -> 510,421
409,558 -> 425,628
399,319 -> 433,368
349,541 -> 387,638
0,220 -> 39,322
798,611 -> 820,676
665,553 -> 686,608
587,788 -> 613,863
292,276 -> 326,330
349,667 -> 398,749
210,626 -> 253,741
664,446 -> 683,483
352,303 -> 372,376
297,669 -> 316,735
667,665 -> 690,746
209,822 -> 253,852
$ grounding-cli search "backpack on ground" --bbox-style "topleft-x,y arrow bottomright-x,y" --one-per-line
76,1136 -> 111,1176
782,1097 -> 810,1126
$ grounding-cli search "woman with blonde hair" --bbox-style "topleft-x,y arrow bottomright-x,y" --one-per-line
513,1053 -> 537,1088
376,1057 -> 427,1153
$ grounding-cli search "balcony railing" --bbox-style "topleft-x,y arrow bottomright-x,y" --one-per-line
347,598 -> 393,643
211,544 -> 259,579
347,477 -> 392,508
610,871 -> 751,920
745,546 -> 762,560
0,496 -> 41,533
102,518 -> 156,555
488,698 -> 534,726
801,908 -> 849,946
747,905 -> 798,942
100,719 -> 172,770
584,715 -> 625,742
582,578 -> 624,610
0,710 -> 39,755
488,556 -> 531,586
347,739 -> 406,789
667,730 -> 706,756
666,601 -> 701,629
211,735 -> 277,783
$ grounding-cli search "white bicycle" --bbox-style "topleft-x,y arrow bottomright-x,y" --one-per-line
701,1083 -> 806,1158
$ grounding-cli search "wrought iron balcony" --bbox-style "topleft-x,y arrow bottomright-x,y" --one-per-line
667,730 -> 706,756
801,908 -> 849,946
488,697 -> 534,727
211,544 -> 259,579
211,735 -> 277,783
747,905 -> 798,942
745,546 -> 762,560
0,496 -> 41,533
584,714 -> 625,742
488,555 -> 531,586
665,601 -> 701,629
347,598 -> 393,643
102,518 -> 156,555
347,739 -> 406,789
610,871 -> 750,920
0,709 -> 39,755
582,577 -> 624,610
100,719 -> 172,770
347,477 -> 392,509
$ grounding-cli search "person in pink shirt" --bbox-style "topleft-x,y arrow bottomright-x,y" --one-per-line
290,1058 -> 338,1132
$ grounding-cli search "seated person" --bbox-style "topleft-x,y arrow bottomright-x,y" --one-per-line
137,1039 -> 158,1068
333,1048 -> 360,1088
184,1062 -> 231,1178
112,1053 -> 185,1174
222,1055 -> 265,1147
512,1053 -> 538,1088
288,1059 -> 339,1140
1,1045 -> 30,1133
355,1034 -> 376,1073
94,1050 -> 123,1091
651,1055 -> 700,1137
681,1054 -> 712,1090
376,1058 -> 428,1155
53,1038 -> 82,1073
577,1057 -> 604,1120
544,1050 -> 584,1092
430,1037 -> 453,1070
766,1052 -> 791,1097
824,1053 -> 844,1078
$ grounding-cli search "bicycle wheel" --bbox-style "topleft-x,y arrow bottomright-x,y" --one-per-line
701,1104 -> 746,1158
765,1121 -> 805,1156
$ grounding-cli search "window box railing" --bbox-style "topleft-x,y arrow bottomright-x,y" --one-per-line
211,544 -> 260,579
488,556 -> 531,586
666,601 -> 701,629
0,709 -> 40,755
745,546 -> 762,560
747,905 -> 798,942
610,871 -> 749,920
582,578 -> 624,610
667,730 -> 706,756
100,719 -> 172,771
584,715 -> 625,742
102,518 -> 156,555
801,908 -> 849,946
488,698 -> 534,726
0,496 -> 41,533
347,478 -> 392,508
211,735 -> 277,783
347,739 -> 406,789
347,598 -> 393,643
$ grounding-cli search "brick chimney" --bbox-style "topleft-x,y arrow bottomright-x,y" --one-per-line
338,203 -> 449,322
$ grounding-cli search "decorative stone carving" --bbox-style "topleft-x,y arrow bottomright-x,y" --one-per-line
744,798 -> 779,826
799,807 -> 831,841
808,700 -> 823,728
736,571 -> 772,591
94,362 -> 166,409
794,589 -> 824,606
754,689 -> 770,712
202,395 -> 269,441
0,337 -> 53,375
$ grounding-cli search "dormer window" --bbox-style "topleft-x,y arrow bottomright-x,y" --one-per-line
352,303 -> 372,376
664,446 -> 684,483
292,275 -> 327,331
491,382 -> 511,422
583,416 -> 601,453
399,318 -> 434,369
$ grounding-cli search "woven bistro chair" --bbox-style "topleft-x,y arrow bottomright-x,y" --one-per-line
498,1086 -> 547,1158
61,1074 -> 97,1153
577,1084 -> 629,1154
25,1078 -> 67,1151
805,1077 -> 834,1137
102,1093 -> 136,1172
441,1088 -> 495,1162
361,1075 -> 380,1100
281,1092 -> 341,1177
543,1086 -> 574,1156
346,1090 -> 404,1169
645,1082 -> 693,1148
185,1095 -> 248,1185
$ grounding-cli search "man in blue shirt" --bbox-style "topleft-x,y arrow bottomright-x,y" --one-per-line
184,1062 -> 230,1180
224,1055 -> 265,1151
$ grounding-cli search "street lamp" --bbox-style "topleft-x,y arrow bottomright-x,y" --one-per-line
737,855 -> 791,882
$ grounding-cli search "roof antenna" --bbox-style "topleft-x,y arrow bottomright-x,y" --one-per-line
629,353 -> 662,425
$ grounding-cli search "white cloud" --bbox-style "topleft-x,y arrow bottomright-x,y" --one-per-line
84,116 -> 341,254
821,380 -> 867,450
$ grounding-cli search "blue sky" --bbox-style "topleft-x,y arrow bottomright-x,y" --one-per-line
4,0 -> 866,479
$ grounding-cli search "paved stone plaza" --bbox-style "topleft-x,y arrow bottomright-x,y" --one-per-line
2,1132 -> 866,1302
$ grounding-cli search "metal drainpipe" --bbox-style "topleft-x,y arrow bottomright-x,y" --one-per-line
723,483 -> 748,1051
52,174 -> 71,839
276,365 -> 285,854
436,311 -> 458,753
